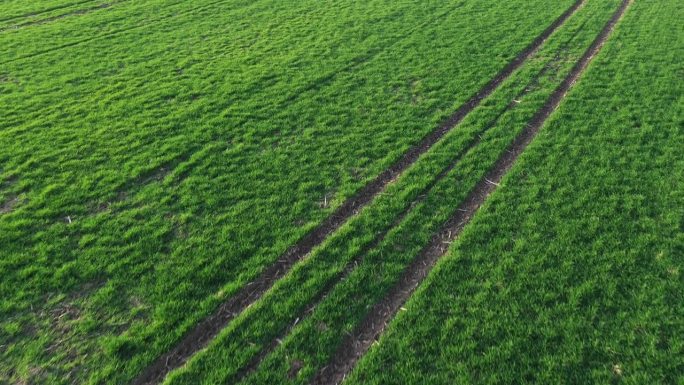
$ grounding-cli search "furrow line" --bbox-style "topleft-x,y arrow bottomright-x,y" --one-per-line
226,19 -> 587,379
219,35 -> 563,379
232,205 -> 409,385
130,1 -> 585,384
310,1 -> 631,383
231,118 -> 484,383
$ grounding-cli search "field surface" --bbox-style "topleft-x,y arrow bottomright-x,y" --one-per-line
0,0 -> 681,384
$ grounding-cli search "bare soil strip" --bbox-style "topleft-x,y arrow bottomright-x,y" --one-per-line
131,2 -> 585,384
310,1 -> 631,384
0,196 -> 20,214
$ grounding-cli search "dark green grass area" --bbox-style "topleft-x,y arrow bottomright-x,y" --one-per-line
0,0 -> 576,383
346,1 -> 684,384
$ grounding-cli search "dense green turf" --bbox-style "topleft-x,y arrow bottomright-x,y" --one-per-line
0,0 -> 578,383
346,1 -> 684,384
0,0 -> 110,24
4,0 -> 680,384
159,1 -> 623,384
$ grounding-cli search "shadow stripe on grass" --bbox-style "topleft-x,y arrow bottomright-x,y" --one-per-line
130,1 -> 586,384
310,1 -> 632,383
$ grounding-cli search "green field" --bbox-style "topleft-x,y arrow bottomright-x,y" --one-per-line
1,0 -> 682,384
346,1 -> 684,383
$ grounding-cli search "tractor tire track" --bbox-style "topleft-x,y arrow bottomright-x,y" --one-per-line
231,105 -> 493,383
129,1 -> 585,384
226,14 -> 594,379
310,1 -> 632,383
